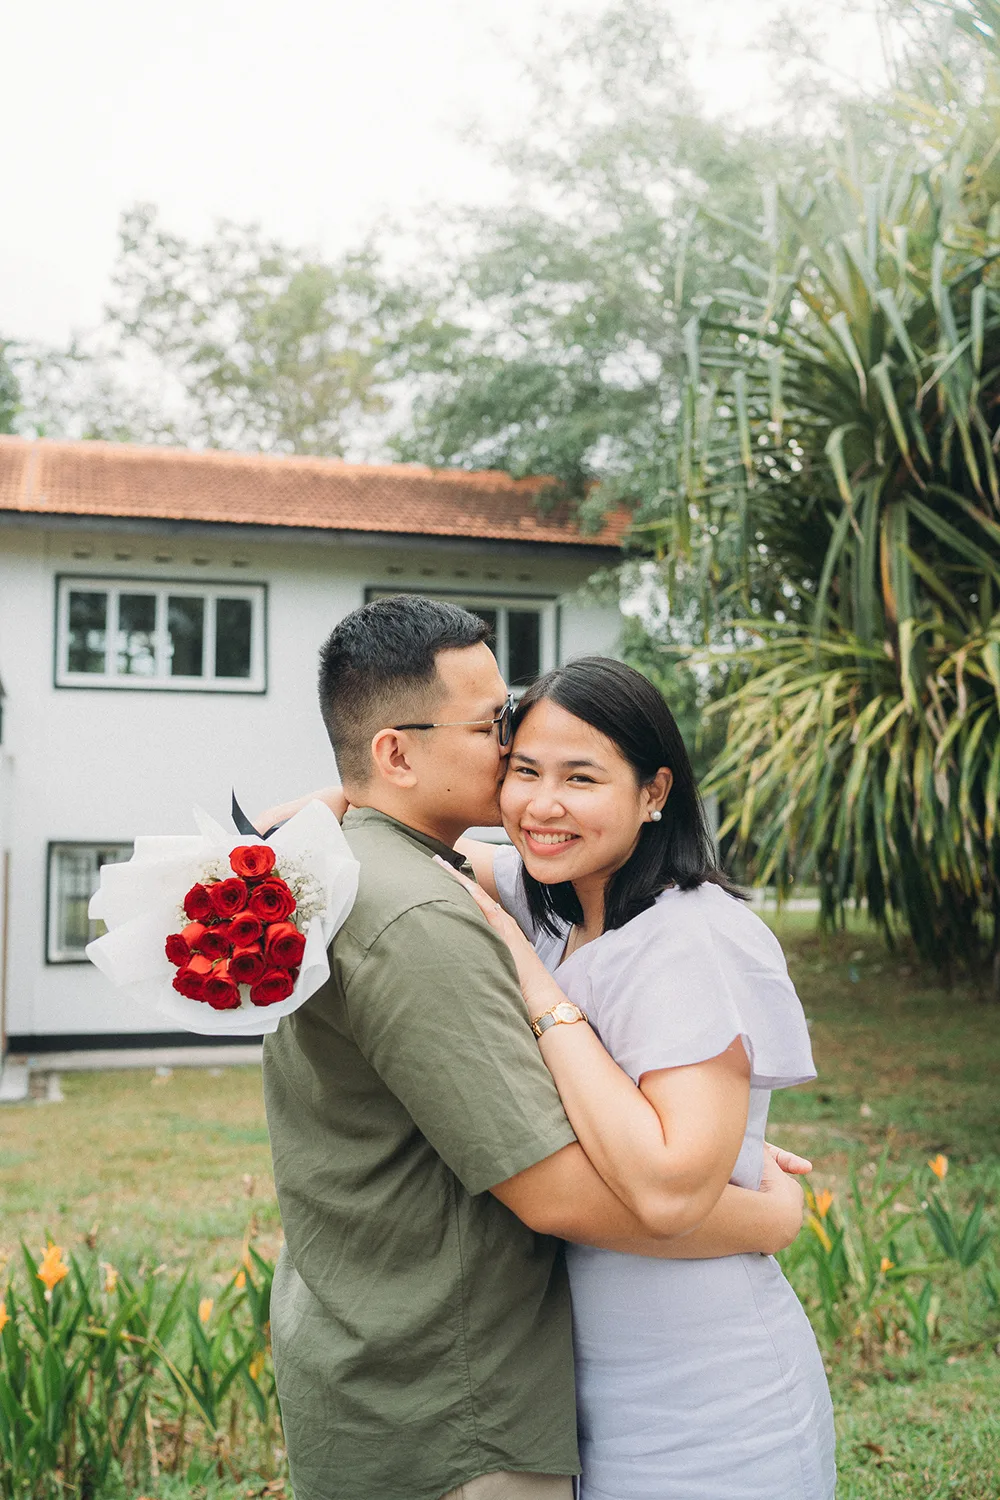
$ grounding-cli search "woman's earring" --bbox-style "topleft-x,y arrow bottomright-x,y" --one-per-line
649,809 -> 662,822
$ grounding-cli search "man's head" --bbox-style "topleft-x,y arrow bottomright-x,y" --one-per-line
318,596 -> 510,841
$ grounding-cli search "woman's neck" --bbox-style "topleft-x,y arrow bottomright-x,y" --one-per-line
571,876 -> 607,947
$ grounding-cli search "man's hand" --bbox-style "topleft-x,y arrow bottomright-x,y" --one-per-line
254,786 -> 349,834
765,1140 -> 812,1175
755,1143 -> 808,1254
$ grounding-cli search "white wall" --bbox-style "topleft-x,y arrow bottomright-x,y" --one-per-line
0,522 -> 620,1042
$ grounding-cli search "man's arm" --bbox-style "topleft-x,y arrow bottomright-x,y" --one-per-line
491,1139 -> 806,1259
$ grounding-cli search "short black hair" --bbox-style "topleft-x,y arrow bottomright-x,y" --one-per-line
318,595 -> 490,786
512,655 -> 743,936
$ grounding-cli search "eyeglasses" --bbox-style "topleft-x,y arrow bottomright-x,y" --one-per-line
393,692 -> 515,747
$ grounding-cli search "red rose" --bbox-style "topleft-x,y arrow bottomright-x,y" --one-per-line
228,910 -> 264,948
247,880 -> 296,922
182,921 -> 207,946
230,844 -> 277,880
173,965 -> 206,1000
249,968 -> 297,1006
202,977 -> 242,1010
165,932 -> 190,966
264,921 -> 306,970
183,884 -> 214,921
229,946 -> 265,984
186,954 -> 214,976
195,925 -> 231,960
209,878 -> 248,919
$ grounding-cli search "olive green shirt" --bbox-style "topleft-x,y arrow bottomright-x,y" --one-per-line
262,809 -> 580,1500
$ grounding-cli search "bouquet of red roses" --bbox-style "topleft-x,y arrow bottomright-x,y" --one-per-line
167,842 -> 317,1011
87,801 -> 359,1036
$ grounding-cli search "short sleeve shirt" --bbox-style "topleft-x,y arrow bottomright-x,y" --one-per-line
263,810 -> 580,1500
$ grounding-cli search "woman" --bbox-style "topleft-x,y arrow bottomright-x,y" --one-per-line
442,656 -> 836,1500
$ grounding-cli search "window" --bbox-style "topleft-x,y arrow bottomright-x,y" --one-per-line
47,842 -> 133,963
55,578 -> 265,691
367,591 -> 556,689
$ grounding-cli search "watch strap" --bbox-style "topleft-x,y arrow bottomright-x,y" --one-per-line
530,1001 -> 588,1038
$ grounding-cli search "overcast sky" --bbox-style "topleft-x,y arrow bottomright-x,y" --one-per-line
1,0 -> 887,349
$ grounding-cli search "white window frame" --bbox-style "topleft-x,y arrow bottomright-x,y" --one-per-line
46,841 -> 133,964
367,590 -> 557,692
55,576 -> 267,692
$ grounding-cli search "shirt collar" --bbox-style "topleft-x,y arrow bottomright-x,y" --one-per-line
342,806 -> 466,869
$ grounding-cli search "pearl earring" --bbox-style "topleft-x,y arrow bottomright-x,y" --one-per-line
649,809 -> 662,822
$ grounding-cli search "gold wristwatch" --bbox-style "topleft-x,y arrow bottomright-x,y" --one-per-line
530,1000 -> 589,1038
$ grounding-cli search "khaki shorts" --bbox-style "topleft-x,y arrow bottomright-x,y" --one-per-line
439,1473 -> 574,1500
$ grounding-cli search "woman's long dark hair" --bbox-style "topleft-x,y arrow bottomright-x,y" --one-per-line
512,656 -> 743,937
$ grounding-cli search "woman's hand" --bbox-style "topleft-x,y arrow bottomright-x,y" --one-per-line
254,785 -> 350,834
433,857 -> 556,1017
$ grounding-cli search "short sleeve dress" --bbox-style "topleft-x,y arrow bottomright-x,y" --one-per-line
495,849 -> 837,1500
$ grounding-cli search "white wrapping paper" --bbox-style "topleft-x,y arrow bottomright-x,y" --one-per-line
86,800 -> 360,1036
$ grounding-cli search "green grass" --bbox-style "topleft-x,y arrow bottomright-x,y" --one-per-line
0,1065 -> 282,1283
1,917 -> 998,1498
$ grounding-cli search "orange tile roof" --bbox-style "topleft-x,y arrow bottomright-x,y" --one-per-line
0,437 -> 628,549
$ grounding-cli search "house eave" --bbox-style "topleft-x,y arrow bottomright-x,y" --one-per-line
0,508 -> 623,564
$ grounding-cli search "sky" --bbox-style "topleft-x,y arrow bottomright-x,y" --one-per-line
0,0 -> 889,350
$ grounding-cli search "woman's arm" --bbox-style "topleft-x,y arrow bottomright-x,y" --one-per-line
453,838 -> 501,900
253,789 -> 503,899
535,1002 -> 750,1239
253,786 -> 348,833
442,863 -> 750,1239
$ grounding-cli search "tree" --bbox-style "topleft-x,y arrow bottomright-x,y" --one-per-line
391,0 -> 829,533
651,2 -> 1000,982
0,341 -> 19,434
102,204 -> 422,456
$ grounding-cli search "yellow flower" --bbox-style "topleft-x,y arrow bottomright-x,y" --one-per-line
234,1270 -> 246,1290
37,1243 -> 69,1293
102,1264 -> 118,1294
198,1297 -> 213,1324
880,1256 -> 895,1273
814,1189 -> 834,1220
928,1154 -> 948,1180
248,1350 -> 265,1381
0,1300 -> 9,1334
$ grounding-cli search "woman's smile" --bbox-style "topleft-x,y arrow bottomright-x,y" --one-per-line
521,827 -> 582,856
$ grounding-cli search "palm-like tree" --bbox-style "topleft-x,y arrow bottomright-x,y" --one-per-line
640,9 -> 1000,982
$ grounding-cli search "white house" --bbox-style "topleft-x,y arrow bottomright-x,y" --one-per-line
0,436 -> 626,1055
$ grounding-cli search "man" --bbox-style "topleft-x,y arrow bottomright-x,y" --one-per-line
261,595 -> 807,1500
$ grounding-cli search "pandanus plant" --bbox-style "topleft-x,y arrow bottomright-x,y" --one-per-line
637,10 -> 1000,982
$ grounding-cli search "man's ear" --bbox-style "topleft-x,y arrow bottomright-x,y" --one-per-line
370,728 -> 419,788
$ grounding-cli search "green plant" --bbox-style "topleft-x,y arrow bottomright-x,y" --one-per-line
0,1237 -> 281,1500
779,1152 -> 999,1376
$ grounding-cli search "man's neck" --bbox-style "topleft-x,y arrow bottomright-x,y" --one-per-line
348,793 -> 463,850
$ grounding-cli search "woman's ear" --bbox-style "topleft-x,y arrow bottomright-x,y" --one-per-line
644,766 -> 674,819
370,728 -> 419,788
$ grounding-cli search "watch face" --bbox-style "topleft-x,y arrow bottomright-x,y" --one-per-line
554,1002 -> 578,1023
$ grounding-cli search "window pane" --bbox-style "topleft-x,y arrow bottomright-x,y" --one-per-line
116,593 -> 158,676
215,597 -> 253,678
50,845 -> 132,959
50,846 -> 132,960
507,610 -> 541,687
168,595 -> 205,677
58,849 -> 94,954
67,591 -> 108,673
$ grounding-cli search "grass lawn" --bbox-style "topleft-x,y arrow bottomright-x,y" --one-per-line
1,914 -> 997,1497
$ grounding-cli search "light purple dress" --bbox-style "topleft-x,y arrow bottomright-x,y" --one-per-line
495,850 -> 836,1500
